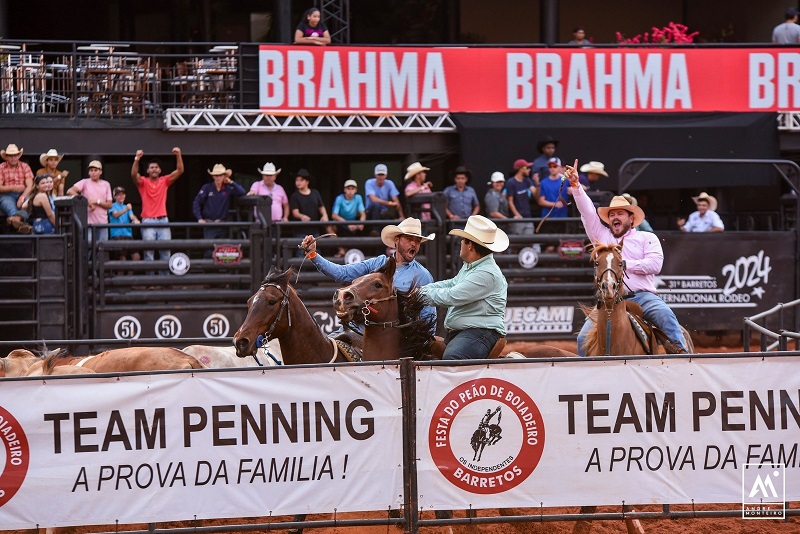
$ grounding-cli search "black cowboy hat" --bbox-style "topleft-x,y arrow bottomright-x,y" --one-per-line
450,165 -> 472,180
536,135 -> 560,151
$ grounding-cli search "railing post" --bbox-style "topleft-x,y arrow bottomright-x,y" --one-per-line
743,320 -> 750,352
400,357 -> 419,534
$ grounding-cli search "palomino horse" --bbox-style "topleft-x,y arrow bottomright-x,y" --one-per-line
332,257 -> 440,361
582,243 -> 694,357
233,268 -> 357,363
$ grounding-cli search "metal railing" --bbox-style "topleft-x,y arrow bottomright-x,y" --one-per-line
743,299 -> 800,352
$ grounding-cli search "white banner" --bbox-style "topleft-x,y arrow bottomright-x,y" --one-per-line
416,357 -> 800,510
0,365 -> 403,529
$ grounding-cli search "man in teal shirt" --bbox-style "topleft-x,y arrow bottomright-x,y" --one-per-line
418,215 -> 508,360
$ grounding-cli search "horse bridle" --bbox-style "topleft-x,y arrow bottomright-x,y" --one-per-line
594,250 -> 631,356
257,282 -> 292,345
344,283 -> 400,328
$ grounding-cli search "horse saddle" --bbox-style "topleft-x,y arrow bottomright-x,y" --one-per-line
624,303 -> 685,355
329,330 -> 363,362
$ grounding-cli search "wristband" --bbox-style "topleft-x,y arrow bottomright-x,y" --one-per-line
306,251 -> 317,259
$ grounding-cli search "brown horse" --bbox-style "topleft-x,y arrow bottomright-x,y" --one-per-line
332,257 -> 440,361
233,268 -> 354,364
582,243 -> 694,357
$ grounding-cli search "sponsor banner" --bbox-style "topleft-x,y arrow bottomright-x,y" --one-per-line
0,365 -> 402,528
504,304 -> 577,335
416,357 -> 800,510
660,233 -> 795,330
259,46 -> 800,113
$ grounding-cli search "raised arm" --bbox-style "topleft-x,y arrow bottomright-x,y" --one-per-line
131,150 -> 144,186
167,147 -> 184,184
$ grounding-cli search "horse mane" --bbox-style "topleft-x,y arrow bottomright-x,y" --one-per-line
262,267 -> 295,288
42,348 -> 72,371
397,287 -> 437,360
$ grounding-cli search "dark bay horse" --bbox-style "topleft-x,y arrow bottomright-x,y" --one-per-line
582,243 -> 694,357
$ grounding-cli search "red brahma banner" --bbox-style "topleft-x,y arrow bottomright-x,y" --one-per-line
258,45 -> 800,113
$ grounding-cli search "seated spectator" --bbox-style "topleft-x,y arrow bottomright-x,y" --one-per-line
444,165 -> 480,220
484,172 -> 510,219
37,149 -> 68,196
0,143 -> 33,234
193,164 -> 246,240
678,192 -> 724,233
249,162 -> 289,222
290,169 -> 328,239
567,27 -> 589,45
404,161 -> 433,220
365,164 -> 403,220
24,173 -> 56,234
331,179 -> 366,257
108,186 -> 141,262
67,160 -> 112,242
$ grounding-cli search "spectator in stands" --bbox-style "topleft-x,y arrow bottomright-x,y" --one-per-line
622,193 -> 654,233
578,161 -> 609,192
484,172 -> 510,220
108,186 -> 141,263
567,27 -> 589,45
506,158 -> 537,235
37,149 -> 68,196
25,173 -> 56,234
131,147 -> 184,263
294,7 -> 331,45
365,164 -> 404,220
565,160 -> 688,355
444,166 -> 480,220
67,160 -> 112,242
193,164 -> 246,240
300,217 -> 437,332
290,169 -> 328,239
418,215 -> 508,360
531,135 -> 559,185
0,143 -> 33,234
678,192 -> 724,233
538,157 -> 569,219
404,161 -> 433,220
773,7 -> 800,44
331,179 -> 366,257
248,162 -> 289,222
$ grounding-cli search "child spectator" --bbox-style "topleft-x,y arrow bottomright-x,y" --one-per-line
331,179 -> 366,257
108,186 -> 141,262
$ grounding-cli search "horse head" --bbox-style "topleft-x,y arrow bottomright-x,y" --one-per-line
333,256 -> 397,325
233,267 -> 295,358
591,241 -> 626,307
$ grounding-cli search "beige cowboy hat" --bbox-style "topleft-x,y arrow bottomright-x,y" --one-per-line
579,160 -> 608,177
257,162 -> 281,175
598,196 -> 645,227
692,191 -> 718,211
449,215 -> 509,253
404,161 -> 430,181
380,217 -> 436,248
39,149 -> 64,167
1,144 -> 23,159
208,164 -> 233,177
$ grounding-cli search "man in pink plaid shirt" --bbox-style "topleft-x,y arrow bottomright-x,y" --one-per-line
0,143 -> 33,233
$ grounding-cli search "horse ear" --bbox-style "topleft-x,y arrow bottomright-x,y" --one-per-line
378,255 -> 396,280
617,238 -> 624,250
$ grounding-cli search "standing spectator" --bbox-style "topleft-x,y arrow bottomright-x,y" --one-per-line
248,162 -> 289,222
531,135 -> 559,185
37,148 -> 68,196
678,192 -> 724,233
773,7 -> 800,44
193,164 -> 246,240
404,161 -> 433,220
290,169 -> 328,239
365,164 -> 404,220
444,166 -> 480,220
131,147 -> 184,263
0,143 -> 33,233
108,186 -> 141,263
294,7 -> 331,45
506,158 -> 537,235
67,160 -> 113,242
331,179 -> 366,257
567,27 -> 589,45
484,172 -> 510,219
26,174 -> 56,234
538,157 -> 569,219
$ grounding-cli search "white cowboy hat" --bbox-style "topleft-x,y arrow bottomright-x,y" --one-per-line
208,164 -> 233,177
448,215 -> 509,253
692,192 -> 718,211
598,195 -> 646,227
257,162 -> 281,175
39,149 -> 64,167
487,171 -> 506,185
579,161 -> 608,177
380,217 -> 436,248
1,144 -> 23,159
404,162 -> 430,181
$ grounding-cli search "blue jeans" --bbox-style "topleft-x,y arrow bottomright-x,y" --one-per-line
443,328 -> 501,360
577,291 -> 687,356
141,217 -> 171,262
0,192 -> 28,219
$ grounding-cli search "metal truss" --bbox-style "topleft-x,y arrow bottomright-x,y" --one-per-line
317,0 -> 350,44
778,112 -> 800,130
163,109 -> 457,132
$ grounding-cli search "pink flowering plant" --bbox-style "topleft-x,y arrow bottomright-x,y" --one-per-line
616,22 -> 699,44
